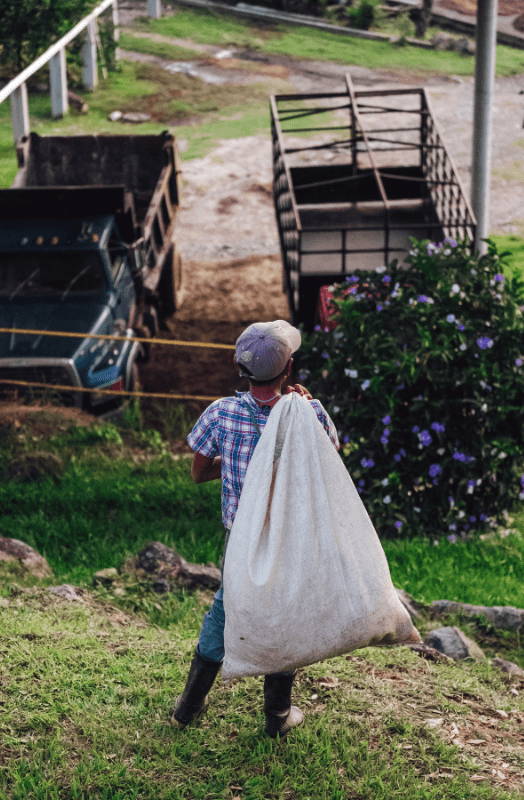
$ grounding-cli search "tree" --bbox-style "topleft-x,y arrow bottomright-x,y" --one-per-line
0,0 -> 94,78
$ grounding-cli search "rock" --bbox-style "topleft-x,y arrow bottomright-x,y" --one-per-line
108,110 -> 123,122
396,587 -> 424,621
0,537 -> 52,579
68,90 -> 88,113
48,584 -> 85,602
131,541 -> 221,591
424,626 -> 486,661
491,657 -> 524,681
431,33 -> 474,55
121,112 -> 151,124
9,451 -> 64,483
429,599 -> 524,633
93,568 -> 119,587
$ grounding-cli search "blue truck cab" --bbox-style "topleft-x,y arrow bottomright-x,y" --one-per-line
0,132 -> 181,410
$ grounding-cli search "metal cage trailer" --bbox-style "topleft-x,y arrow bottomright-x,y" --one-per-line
0,131 -> 182,410
271,75 -> 476,328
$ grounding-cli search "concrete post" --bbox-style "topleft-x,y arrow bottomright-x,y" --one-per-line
10,84 -> 30,143
82,19 -> 99,90
147,0 -> 162,19
471,0 -> 498,254
112,0 -> 120,60
49,48 -> 69,118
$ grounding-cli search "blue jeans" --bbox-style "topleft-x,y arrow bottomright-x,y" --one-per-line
197,586 -> 225,664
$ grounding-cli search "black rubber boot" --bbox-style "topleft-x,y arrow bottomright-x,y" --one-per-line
170,651 -> 222,728
264,672 -> 304,738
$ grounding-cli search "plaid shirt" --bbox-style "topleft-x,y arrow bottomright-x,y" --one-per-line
187,391 -> 339,529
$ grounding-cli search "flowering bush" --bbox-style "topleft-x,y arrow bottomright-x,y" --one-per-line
297,239 -> 524,538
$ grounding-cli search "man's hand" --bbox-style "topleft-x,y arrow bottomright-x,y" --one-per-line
191,453 -> 222,483
284,383 -> 313,400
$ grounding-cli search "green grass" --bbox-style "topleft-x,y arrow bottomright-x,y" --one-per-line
119,32 -> 199,61
492,234 -> 524,281
1,589 -> 521,799
141,8 -> 524,77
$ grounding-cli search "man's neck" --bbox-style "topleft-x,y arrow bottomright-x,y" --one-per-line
249,384 -> 282,407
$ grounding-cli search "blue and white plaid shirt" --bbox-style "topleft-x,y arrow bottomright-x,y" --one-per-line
187,391 -> 339,529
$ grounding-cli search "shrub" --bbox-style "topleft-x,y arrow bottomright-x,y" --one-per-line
346,0 -> 378,30
297,239 -> 524,539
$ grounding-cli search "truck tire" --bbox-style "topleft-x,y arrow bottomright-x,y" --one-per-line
158,244 -> 182,325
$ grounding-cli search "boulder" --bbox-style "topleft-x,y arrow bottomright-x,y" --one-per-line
0,537 -> 52,579
396,587 -> 424,621
424,626 -> 486,660
491,657 -> 524,682
430,599 -> 524,633
130,541 -> 221,592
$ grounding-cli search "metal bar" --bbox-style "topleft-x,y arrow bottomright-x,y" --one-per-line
282,125 -> 350,133
9,84 -> 30,143
49,49 -> 68,118
295,170 -> 375,192
82,19 -> 98,90
270,96 -> 302,232
275,92 -> 348,102
355,88 -> 425,99
279,103 -> 350,119
286,137 -> 352,154
471,0 -> 498,253
112,0 -> 120,60
0,0 -> 115,104
148,0 -> 163,17
357,105 -> 425,115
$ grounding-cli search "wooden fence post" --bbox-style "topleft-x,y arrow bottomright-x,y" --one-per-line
82,19 -> 98,90
49,49 -> 69,118
147,0 -> 162,19
10,84 -> 30,143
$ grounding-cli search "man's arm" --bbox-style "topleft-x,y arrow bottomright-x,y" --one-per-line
191,452 -> 222,483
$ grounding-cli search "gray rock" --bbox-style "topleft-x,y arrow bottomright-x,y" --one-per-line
491,657 -> 524,681
0,537 -> 52,579
430,599 -> 524,633
48,584 -> 85,602
108,110 -> 122,121
93,568 -> 119,587
424,626 -> 486,661
132,541 -> 221,591
121,111 -> 151,124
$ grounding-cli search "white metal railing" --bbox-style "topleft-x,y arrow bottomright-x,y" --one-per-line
0,0 -> 166,144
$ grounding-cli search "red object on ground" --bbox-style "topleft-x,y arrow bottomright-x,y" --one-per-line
317,285 -> 338,331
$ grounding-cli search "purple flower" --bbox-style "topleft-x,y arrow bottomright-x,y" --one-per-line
417,294 -> 434,304
314,324 -> 321,332
468,515 -> 477,523
448,496 -> 455,506
412,425 -> 420,433
443,236 -> 457,248
376,303 -> 383,311
516,358 -> 523,367
380,436 -> 388,446
419,430 -> 433,447
358,479 -> 366,488
394,521 -> 403,530
446,313 -> 456,323
520,474 -> 524,488
382,275 -> 392,284
467,479 -> 476,488
297,369 -> 309,381
479,513 -> 488,522
494,273 -> 505,283
361,457 -> 375,469
393,453 -> 401,462
476,336 -> 494,350
342,434 -> 350,444
447,534 -> 458,543
321,351 -> 330,359
382,415 -> 391,425
428,464 -> 442,478
457,323 -> 465,332
346,275 -> 359,283
400,448 -> 407,457
452,451 -> 475,463
430,422 -> 445,433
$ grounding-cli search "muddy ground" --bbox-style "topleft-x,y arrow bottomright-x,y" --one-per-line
134,19 -> 524,404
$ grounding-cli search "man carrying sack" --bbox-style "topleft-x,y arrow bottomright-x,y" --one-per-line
171,320 -> 339,737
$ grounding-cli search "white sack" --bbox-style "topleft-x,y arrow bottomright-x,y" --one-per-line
222,392 -> 419,680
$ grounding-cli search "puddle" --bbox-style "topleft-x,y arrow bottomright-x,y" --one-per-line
164,61 -> 229,84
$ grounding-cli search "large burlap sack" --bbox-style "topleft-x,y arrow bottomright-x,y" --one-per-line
222,393 -> 419,680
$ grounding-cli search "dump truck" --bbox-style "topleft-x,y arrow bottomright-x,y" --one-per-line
0,131 -> 181,410
271,75 -> 476,328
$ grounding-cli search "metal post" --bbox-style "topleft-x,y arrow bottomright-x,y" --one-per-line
49,48 -> 69,118
82,19 -> 98,90
471,0 -> 498,254
10,84 -> 30,143
147,0 -> 162,18
112,0 -> 120,60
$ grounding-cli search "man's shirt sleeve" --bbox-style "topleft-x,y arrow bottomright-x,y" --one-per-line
311,399 -> 340,450
187,401 -> 220,458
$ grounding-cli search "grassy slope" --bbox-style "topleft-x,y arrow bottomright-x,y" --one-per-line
1,584 -> 522,800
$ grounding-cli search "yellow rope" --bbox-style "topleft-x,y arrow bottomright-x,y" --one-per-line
0,379 -> 220,402
0,327 -> 235,351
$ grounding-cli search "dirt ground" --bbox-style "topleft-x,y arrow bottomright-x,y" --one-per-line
138,36 -> 524,401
